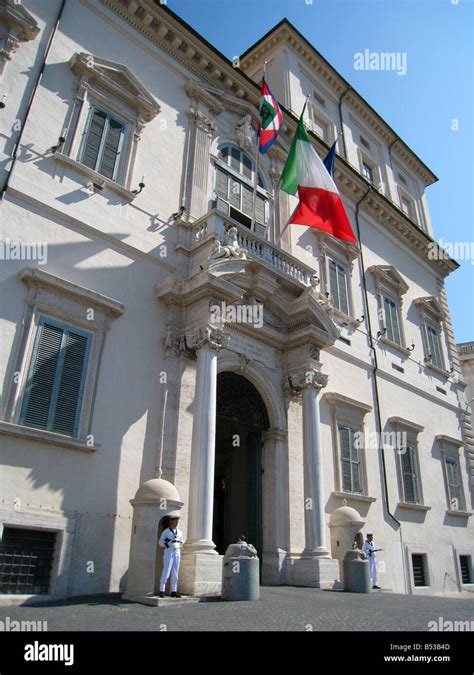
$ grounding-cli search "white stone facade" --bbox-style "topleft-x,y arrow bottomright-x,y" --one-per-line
0,0 -> 472,602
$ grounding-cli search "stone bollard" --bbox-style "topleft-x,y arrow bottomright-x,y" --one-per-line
222,537 -> 260,601
343,547 -> 371,593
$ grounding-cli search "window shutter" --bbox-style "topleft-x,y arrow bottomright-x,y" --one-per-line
242,154 -> 252,180
446,458 -> 463,510
81,108 -> 106,171
21,320 -> 90,437
329,260 -> 338,306
52,331 -> 89,435
392,303 -> 401,345
241,184 -> 253,216
99,118 -> 123,180
337,264 -> 349,315
339,426 -> 352,492
401,447 -> 416,503
350,434 -> 361,493
216,168 -> 228,199
229,179 -> 240,208
22,322 -> 63,430
255,195 -> 265,225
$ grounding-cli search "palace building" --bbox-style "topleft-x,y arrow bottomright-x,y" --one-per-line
0,0 -> 472,601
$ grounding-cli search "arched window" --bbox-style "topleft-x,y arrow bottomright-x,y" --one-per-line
214,144 -> 269,232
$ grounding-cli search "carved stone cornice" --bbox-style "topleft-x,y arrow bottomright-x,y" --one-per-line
239,20 -> 437,186
100,0 -> 251,100
185,79 -> 225,115
0,0 -> 39,73
185,325 -> 230,353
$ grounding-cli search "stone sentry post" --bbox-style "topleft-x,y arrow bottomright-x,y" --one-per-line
285,365 -> 340,588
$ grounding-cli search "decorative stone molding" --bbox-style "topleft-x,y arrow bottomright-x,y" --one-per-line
0,0 -> 39,76
368,265 -> 409,299
20,267 -> 124,319
69,52 -> 160,121
185,79 -> 225,115
413,296 -> 446,323
285,368 -> 328,397
185,326 -> 230,352
186,107 -> 217,136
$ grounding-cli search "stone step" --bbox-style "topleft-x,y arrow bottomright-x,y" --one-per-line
122,593 -> 203,607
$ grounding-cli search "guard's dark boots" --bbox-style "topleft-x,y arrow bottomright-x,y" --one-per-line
158,592 -> 165,598
170,592 -> 182,598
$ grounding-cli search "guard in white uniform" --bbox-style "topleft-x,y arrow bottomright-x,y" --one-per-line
159,515 -> 185,597
363,532 -> 382,589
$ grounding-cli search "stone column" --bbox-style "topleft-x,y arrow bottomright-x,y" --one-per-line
261,427 -> 289,584
179,326 -> 228,595
288,368 -> 329,556
285,367 -> 339,588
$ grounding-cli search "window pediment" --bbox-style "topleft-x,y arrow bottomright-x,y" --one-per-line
414,296 -> 445,322
0,1 -> 39,41
69,52 -> 160,121
368,265 -> 408,295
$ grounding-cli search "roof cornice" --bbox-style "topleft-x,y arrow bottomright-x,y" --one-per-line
239,20 -> 438,186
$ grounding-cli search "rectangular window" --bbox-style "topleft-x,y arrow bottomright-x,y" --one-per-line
401,195 -> 413,218
383,294 -> 402,345
424,323 -> 444,369
445,457 -> 465,511
313,90 -> 326,107
328,258 -> 349,315
339,425 -> 363,494
400,445 -> 421,504
460,555 -> 472,584
360,136 -> 371,150
412,554 -> 428,587
310,109 -> 327,140
362,162 -> 374,184
20,317 -> 91,437
0,527 -> 57,595
80,106 -> 124,180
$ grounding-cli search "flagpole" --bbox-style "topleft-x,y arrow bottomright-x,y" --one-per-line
276,95 -> 309,248
251,62 -> 267,233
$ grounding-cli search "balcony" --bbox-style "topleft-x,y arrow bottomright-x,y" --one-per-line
177,210 -> 317,288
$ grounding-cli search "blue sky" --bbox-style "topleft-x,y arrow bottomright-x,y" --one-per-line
165,0 -> 474,343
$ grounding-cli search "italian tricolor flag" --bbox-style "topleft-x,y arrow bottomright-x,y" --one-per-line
280,113 -> 357,244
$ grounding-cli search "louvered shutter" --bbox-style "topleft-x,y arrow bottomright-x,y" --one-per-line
216,168 -> 228,199
99,118 -> 123,179
339,426 -> 352,492
229,179 -> 241,208
52,331 -> 89,434
329,260 -> 338,306
22,323 -> 63,429
241,185 -> 253,216
350,434 -> 361,493
81,108 -> 106,171
255,195 -> 265,225
337,264 -> 349,315
21,319 -> 90,436
401,447 -> 416,503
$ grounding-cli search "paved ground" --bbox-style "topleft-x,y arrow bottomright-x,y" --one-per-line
1,587 -> 473,631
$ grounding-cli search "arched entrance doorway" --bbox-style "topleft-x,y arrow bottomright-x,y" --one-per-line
213,371 -> 270,556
